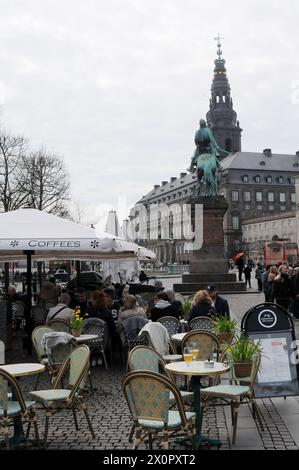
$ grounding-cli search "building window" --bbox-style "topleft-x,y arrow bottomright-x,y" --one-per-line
257,204 -> 263,210
256,191 -> 263,202
267,192 -> 274,202
242,175 -> 249,183
280,205 -> 286,211
243,191 -> 251,202
266,176 -> 272,183
268,204 -> 274,211
231,191 -> 239,202
244,204 -> 251,210
279,193 -> 286,203
232,216 -> 239,230
225,138 -> 232,152
277,176 -> 284,184
291,193 -> 296,203
255,175 -> 261,183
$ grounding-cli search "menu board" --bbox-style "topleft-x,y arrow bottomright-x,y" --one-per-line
248,331 -> 299,398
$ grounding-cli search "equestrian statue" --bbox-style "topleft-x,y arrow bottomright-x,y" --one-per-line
187,119 -> 230,197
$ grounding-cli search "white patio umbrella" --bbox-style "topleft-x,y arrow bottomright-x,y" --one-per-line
0,209 -> 138,262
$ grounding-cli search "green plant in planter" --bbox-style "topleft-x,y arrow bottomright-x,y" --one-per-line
182,299 -> 192,320
225,336 -> 263,378
213,316 -> 237,335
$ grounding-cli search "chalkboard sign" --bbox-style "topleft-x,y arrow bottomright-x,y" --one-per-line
241,303 -> 299,398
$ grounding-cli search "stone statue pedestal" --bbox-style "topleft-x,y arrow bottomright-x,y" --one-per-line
174,195 -> 246,294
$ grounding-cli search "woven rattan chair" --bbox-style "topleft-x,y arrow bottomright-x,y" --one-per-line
31,326 -> 55,387
200,342 -> 264,444
82,318 -> 110,370
188,316 -> 215,333
0,368 -> 39,449
29,345 -> 95,446
122,370 -> 196,449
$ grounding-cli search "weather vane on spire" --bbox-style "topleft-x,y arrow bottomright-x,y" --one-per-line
214,33 -> 224,60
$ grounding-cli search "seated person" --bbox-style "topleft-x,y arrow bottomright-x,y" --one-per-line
119,294 -> 147,322
69,287 -> 89,316
188,289 -> 216,323
46,293 -> 74,323
150,291 -> 181,322
165,289 -> 183,319
207,285 -> 230,318
87,290 -> 117,346
104,286 -> 123,321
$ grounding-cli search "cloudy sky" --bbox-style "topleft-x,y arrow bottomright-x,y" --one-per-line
0,0 -> 298,227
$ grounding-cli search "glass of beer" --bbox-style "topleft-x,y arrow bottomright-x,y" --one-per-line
191,344 -> 200,361
183,347 -> 193,366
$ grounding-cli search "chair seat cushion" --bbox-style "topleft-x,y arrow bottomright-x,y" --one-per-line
201,384 -> 250,398
138,410 -> 195,429
29,389 -> 71,405
0,400 -> 36,417
169,391 -> 194,402
162,354 -> 182,362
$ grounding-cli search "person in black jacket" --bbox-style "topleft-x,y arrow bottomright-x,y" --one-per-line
87,290 -> 117,347
272,264 -> 293,311
207,285 -> 230,318
150,291 -> 181,322
188,290 -> 216,323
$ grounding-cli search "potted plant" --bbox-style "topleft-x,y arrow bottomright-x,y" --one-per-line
70,307 -> 85,337
213,316 -> 236,344
226,336 -> 263,378
182,299 -> 192,320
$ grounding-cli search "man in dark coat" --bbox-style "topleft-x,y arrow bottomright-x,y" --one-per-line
207,285 -> 230,318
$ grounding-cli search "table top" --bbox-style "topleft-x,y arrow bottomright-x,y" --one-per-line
171,333 -> 187,342
165,360 -> 230,377
0,363 -> 46,377
74,334 -> 98,343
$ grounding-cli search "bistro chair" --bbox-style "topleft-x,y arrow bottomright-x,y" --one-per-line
188,316 -> 215,333
127,345 -> 194,442
200,342 -> 264,444
47,319 -> 72,333
31,326 -> 55,388
28,344 -> 95,446
157,316 -> 181,352
122,370 -> 196,449
82,317 -> 110,370
139,322 -> 182,363
0,368 -> 40,449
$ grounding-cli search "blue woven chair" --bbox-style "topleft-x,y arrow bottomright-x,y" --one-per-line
29,345 -> 95,446
122,370 -> 195,449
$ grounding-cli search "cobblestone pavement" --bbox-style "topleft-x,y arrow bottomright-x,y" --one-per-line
4,275 -> 299,451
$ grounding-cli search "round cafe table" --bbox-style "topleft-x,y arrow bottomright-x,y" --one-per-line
171,333 -> 187,343
0,363 -> 45,448
74,334 -> 98,343
165,360 -> 229,449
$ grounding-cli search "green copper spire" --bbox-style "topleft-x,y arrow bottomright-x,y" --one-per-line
214,33 -> 225,67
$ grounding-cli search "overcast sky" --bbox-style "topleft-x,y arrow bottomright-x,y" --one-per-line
0,0 -> 299,227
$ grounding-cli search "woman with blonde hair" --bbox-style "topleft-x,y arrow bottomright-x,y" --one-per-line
119,294 -> 146,321
188,289 -> 216,323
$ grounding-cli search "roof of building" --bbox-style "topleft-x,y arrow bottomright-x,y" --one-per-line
136,151 -> 299,205
220,151 -> 299,172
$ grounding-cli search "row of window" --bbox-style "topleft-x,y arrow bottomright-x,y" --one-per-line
152,187 -> 194,204
232,190 -> 296,203
244,219 -> 294,231
244,234 -> 294,243
241,175 -> 295,184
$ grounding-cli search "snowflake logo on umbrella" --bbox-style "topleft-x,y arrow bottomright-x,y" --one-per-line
90,240 -> 99,249
10,240 -> 19,247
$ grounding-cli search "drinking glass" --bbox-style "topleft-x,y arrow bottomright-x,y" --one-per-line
183,347 -> 193,366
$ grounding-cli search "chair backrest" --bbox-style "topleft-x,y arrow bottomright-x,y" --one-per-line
128,345 -> 167,376
122,316 -> 149,349
47,319 -> 71,333
31,304 -> 49,327
122,370 -> 187,428
48,337 -> 78,370
82,317 -> 109,349
11,301 -> 25,330
54,345 -> 90,397
0,368 -> 27,414
139,322 -> 170,356
157,316 -> 181,337
182,330 -> 220,360
188,316 -> 215,333
32,326 -> 55,361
